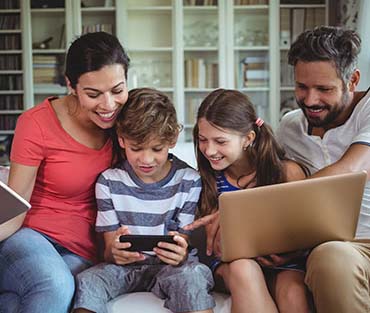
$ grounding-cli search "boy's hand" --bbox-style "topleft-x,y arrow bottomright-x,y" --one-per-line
153,231 -> 188,266
110,226 -> 146,265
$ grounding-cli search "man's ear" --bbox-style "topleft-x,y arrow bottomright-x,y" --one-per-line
65,76 -> 76,95
348,69 -> 360,92
118,137 -> 125,149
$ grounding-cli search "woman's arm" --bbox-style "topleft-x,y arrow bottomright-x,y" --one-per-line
0,162 -> 38,241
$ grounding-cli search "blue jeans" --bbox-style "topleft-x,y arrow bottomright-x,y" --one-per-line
0,227 -> 92,313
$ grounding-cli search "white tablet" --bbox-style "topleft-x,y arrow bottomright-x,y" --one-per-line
0,180 -> 31,224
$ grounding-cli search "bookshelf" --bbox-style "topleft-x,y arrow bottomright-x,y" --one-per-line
0,0 -> 328,138
279,0 -> 328,118
0,0 -> 24,134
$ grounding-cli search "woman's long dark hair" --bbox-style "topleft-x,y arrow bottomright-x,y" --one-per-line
193,89 -> 288,216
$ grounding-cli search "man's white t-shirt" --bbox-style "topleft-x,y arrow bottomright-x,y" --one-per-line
277,89 -> 370,238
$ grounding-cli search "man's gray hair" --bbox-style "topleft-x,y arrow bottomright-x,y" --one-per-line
288,26 -> 361,84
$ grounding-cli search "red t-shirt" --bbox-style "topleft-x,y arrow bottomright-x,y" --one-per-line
10,98 -> 112,262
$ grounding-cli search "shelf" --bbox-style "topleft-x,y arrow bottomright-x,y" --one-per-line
32,49 -> 66,54
0,50 -> 22,54
33,84 -> 67,95
234,46 -> 269,51
0,9 -> 21,13
234,5 -> 269,10
0,90 -> 23,95
0,29 -> 21,33
128,47 -> 173,52
31,8 -> 65,13
0,70 -> 22,74
81,7 -> 116,12
0,130 -> 15,134
127,6 -> 172,11
0,110 -> 23,114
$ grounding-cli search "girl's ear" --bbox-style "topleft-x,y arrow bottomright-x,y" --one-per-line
118,137 -> 125,149
65,76 -> 76,95
244,130 -> 256,148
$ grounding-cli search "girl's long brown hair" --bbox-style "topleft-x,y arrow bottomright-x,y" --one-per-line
193,89 -> 288,216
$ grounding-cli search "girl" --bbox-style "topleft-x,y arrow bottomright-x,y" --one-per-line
186,89 -> 310,313
0,32 -> 130,313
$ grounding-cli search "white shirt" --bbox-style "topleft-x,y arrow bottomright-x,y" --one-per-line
277,89 -> 370,238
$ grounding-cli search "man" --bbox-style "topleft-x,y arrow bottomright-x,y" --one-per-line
277,26 -> 370,313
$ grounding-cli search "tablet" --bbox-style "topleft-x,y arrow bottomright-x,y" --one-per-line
0,180 -> 31,224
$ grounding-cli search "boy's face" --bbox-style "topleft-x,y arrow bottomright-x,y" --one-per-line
118,136 -> 175,184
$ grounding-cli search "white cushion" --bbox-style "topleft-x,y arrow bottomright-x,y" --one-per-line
107,291 -> 231,313
170,142 -> 197,169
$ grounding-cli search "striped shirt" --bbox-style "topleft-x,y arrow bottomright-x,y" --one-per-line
95,154 -> 201,236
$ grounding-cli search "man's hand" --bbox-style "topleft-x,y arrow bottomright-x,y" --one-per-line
110,226 -> 146,265
154,231 -> 188,266
184,211 -> 221,256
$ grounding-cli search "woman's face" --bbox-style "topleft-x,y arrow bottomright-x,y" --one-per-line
73,64 -> 128,129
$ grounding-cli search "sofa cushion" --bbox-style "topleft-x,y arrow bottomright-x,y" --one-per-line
107,291 -> 231,313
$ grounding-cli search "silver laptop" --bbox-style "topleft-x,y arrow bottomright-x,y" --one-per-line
0,180 -> 31,224
219,172 -> 367,262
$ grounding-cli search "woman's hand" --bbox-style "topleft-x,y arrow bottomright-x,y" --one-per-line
154,231 -> 188,266
184,211 -> 221,257
106,226 -> 146,265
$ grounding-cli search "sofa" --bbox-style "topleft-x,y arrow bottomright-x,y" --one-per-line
0,143 -> 232,312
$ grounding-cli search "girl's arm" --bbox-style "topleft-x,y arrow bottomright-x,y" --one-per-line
0,162 -> 38,241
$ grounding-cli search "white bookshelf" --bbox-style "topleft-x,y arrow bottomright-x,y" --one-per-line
0,0 -> 328,136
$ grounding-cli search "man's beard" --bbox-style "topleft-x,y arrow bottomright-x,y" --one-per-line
296,91 -> 351,128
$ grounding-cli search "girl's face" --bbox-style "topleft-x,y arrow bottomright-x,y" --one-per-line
197,118 -> 250,171
72,64 -> 128,129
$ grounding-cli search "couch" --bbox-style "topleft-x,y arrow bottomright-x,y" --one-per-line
0,143 -> 233,312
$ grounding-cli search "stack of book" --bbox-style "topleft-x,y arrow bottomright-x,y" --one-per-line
33,55 -> 59,84
184,58 -> 218,89
239,56 -> 269,88
82,24 -> 113,34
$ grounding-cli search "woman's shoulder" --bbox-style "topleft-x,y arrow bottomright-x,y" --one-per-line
282,160 -> 307,182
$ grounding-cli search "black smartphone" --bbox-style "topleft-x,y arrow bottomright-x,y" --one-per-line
119,234 -> 176,252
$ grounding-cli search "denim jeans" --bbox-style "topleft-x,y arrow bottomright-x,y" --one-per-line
0,227 -> 92,313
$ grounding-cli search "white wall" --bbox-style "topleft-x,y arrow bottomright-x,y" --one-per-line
357,0 -> 370,90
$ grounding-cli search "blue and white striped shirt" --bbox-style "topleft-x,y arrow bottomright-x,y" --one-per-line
95,154 -> 201,236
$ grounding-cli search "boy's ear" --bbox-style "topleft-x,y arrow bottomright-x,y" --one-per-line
169,132 -> 179,149
118,137 -> 125,149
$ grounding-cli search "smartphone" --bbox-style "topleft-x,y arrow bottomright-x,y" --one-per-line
119,234 -> 176,252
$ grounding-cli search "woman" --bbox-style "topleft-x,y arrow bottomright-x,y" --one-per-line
0,32 -> 130,313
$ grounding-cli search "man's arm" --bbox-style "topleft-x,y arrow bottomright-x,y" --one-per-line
311,143 -> 370,179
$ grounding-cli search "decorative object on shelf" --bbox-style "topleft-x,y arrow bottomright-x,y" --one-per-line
32,36 -> 53,49
280,30 -> 290,48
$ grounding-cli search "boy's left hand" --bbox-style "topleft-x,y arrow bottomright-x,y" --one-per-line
153,231 -> 188,266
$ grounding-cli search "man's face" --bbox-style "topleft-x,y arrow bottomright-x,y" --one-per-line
294,61 -> 352,129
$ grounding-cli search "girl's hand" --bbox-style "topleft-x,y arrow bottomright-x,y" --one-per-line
110,226 -> 146,265
154,231 -> 188,266
256,250 -> 306,267
184,211 -> 221,256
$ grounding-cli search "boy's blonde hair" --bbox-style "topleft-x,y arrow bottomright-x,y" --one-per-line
116,87 -> 181,145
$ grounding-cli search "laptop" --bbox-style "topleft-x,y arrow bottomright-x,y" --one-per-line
0,180 -> 31,224
219,171 -> 367,262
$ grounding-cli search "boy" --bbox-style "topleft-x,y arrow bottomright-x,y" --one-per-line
74,88 -> 215,313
